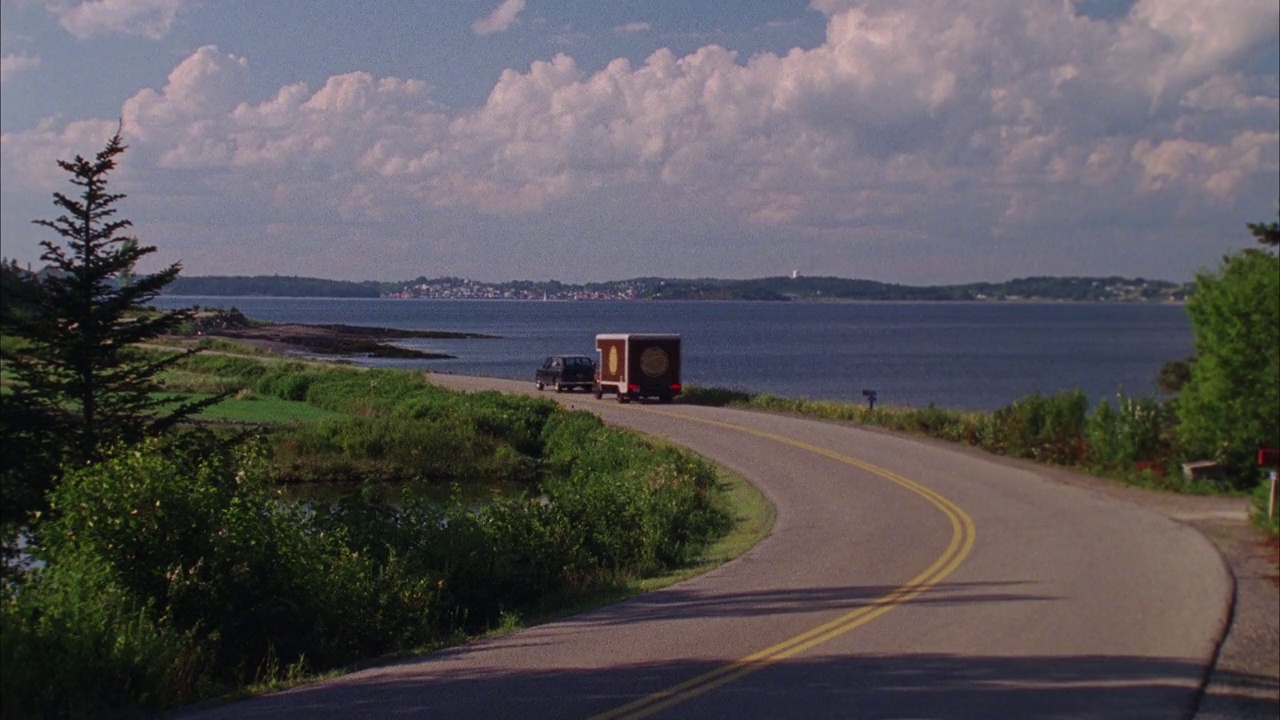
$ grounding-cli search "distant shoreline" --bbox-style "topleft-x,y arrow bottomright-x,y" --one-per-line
163,273 -> 1191,304
166,294 -> 1186,305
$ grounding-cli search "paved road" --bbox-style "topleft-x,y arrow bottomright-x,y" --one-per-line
181,375 -> 1232,719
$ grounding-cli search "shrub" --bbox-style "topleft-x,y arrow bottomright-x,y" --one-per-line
1,550 -> 202,719
679,385 -> 753,406
255,366 -> 326,402
25,433 -> 455,697
539,410 -> 729,576
990,391 -> 1089,465
302,368 -> 428,414
1086,392 -> 1174,471
269,414 -> 538,485
37,435 -> 339,680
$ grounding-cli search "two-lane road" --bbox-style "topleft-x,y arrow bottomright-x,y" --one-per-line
182,375 -> 1230,719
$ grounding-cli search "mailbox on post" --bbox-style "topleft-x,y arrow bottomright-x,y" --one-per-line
1260,447 -> 1280,467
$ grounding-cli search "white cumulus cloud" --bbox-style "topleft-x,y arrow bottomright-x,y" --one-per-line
0,54 -> 41,83
45,0 -> 188,40
473,0 -> 526,36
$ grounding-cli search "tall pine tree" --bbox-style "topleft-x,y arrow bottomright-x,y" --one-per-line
1,131 -> 220,526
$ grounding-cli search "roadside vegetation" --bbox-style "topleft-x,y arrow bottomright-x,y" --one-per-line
3,372 -> 737,718
0,136 -> 741,719
3,322 -> 740,720
681,386 -> 1213,490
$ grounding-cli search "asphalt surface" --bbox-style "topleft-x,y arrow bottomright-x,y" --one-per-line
178,375 -> 1241,719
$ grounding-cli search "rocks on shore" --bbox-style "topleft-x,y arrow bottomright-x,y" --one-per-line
192,311 -> 498,359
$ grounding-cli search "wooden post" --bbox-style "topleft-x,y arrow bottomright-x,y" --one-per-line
1261,448 -> 1280,520
1270,470 -> 1278,521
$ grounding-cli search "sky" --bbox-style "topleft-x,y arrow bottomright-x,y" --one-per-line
1,0 -> 1277,285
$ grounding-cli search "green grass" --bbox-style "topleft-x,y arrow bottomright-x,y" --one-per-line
634,465 -> 775,590
150,390 -> 343,424
196,393 -> 344,424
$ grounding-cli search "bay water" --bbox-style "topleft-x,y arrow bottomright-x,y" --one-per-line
152,297 -> 1194,412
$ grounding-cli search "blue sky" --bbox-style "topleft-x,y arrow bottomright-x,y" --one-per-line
2,0 -> 1277,284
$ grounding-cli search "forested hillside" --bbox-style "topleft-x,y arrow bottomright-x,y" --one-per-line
164,275 -> 382,297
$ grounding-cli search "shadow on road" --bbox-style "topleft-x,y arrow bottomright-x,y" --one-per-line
176,651 -> 1277,719
549,580 -> 1057,627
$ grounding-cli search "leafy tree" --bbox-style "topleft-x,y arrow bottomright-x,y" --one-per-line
0,131 -> 220,528
1176,237 -> 1280,484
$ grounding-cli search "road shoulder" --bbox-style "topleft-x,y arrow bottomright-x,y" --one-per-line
1192,518 -> 1280,720
867,427 -> 1279,720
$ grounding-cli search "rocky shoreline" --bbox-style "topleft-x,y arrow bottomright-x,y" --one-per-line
192,309 -> 498,359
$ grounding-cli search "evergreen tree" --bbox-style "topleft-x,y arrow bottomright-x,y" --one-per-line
1247,206 -> 1279,247
0,131 -> 220,527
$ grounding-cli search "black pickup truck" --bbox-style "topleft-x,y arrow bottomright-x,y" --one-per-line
535,355 -> 597,392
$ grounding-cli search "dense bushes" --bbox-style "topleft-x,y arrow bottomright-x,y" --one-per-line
32,435 -> 389,683
540,411 -> 729,574
1,550 -> 197,719
1086,393 -> 1174,471
2,386 -> 732,718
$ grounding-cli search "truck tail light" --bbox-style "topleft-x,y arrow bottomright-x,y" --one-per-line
670,384 -> 682,392
628,384 -> 639,392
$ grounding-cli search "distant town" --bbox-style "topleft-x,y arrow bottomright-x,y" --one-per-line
1,259 -> 1192,303
164,273 -> 1192,303
384,277 -> 642,301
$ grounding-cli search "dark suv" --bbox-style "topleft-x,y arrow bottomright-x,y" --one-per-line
535,355 -> 597,392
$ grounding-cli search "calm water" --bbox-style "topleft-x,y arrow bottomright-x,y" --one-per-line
153,297 -> 1194,412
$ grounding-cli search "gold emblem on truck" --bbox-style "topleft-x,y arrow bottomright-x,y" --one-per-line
608,346 -> 619,375
639,347 -> 669,377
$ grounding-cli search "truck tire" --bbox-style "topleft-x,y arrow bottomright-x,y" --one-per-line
616,391 -> 629,404
595,386 -> 603,399
554,382 -> 563,393
535,381 -> 544,391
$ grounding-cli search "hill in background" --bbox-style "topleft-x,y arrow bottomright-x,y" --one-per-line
157,273 -> 1190,303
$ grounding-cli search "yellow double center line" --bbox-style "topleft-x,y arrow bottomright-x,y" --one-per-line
591,409 -> 977,720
